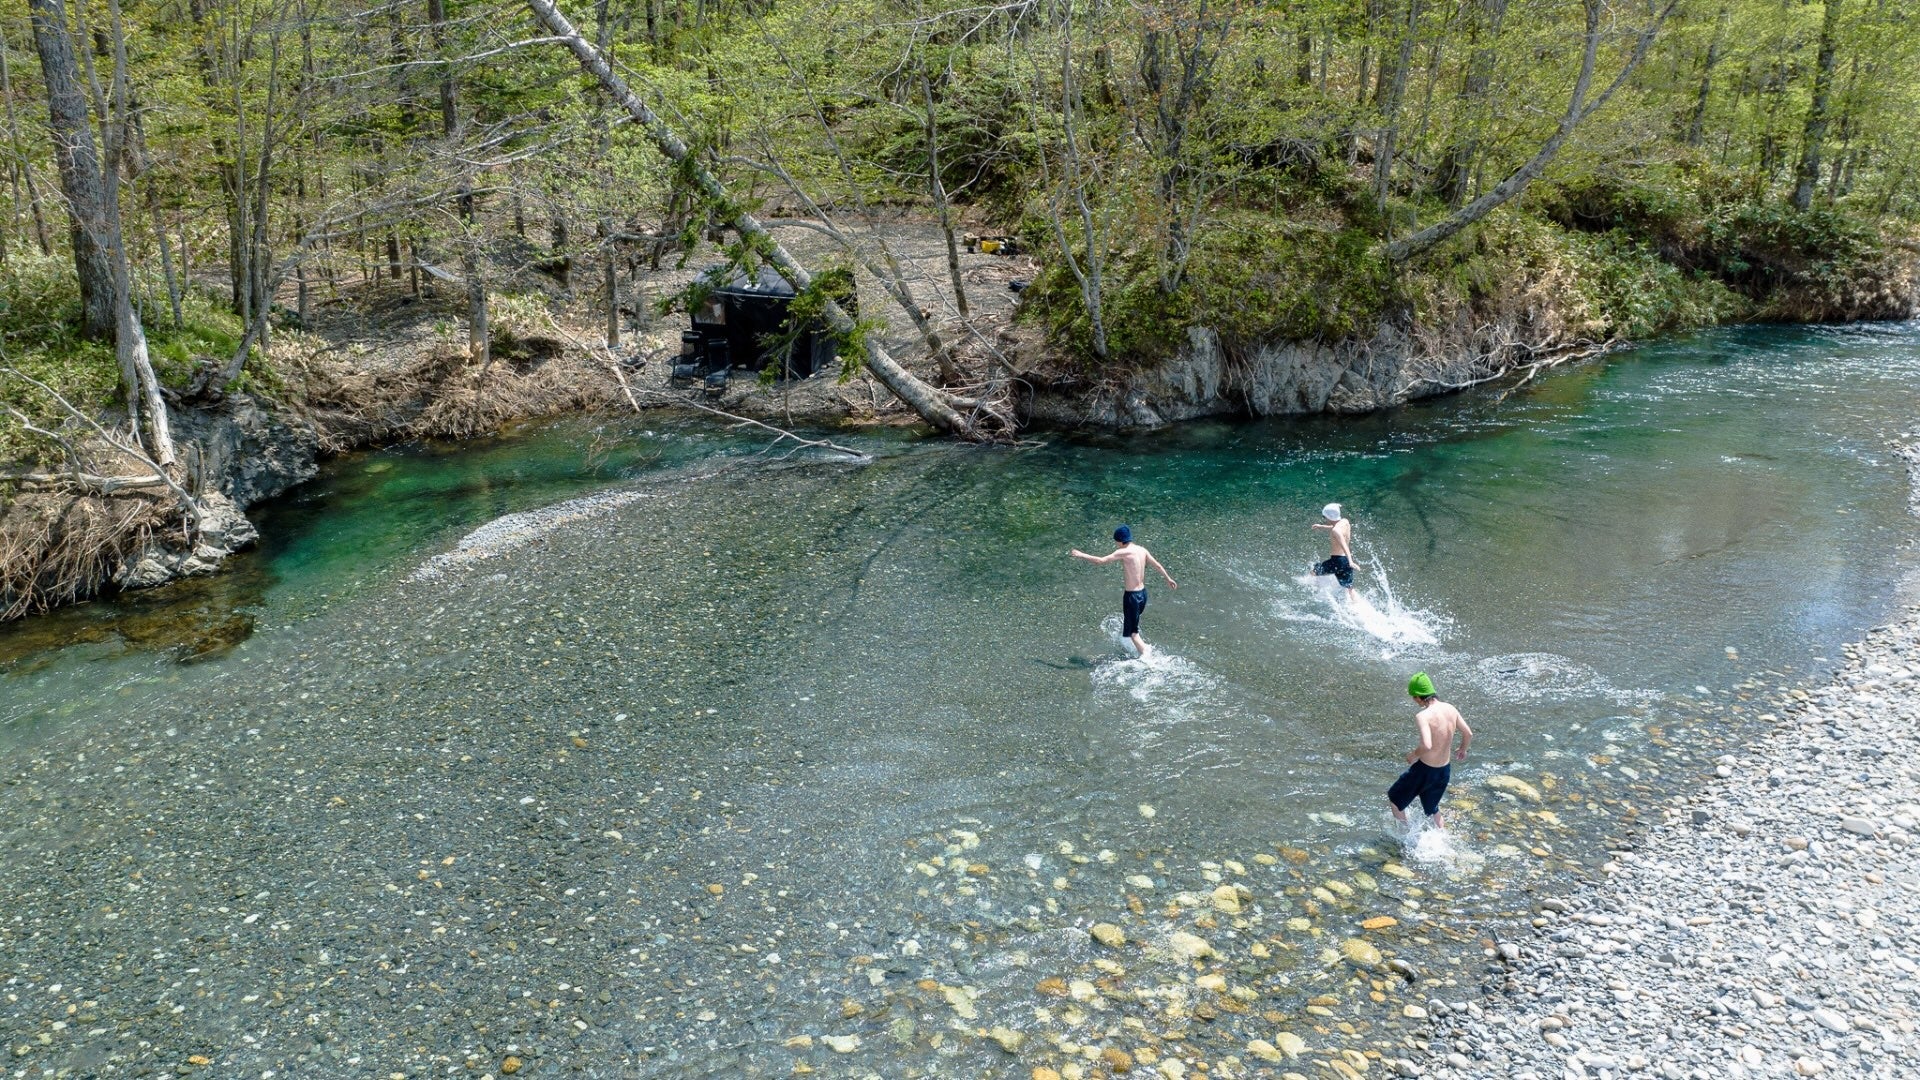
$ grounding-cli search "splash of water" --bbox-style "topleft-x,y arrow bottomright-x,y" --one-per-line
1281,552 -> 1445,651
1389,812 -> 1486,874
1088,614 -> 1223,713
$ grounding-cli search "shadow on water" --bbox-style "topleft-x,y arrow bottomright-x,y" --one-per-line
0,417 -> 709,670
0,556 -> 274,673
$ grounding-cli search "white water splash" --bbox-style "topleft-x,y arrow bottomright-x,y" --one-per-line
1465,652 -> 1660,707
1252,549 -> 1446,653
1388,813 -> 1486,874
1088,614 -> 1223,712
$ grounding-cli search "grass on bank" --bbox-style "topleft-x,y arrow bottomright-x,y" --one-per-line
1017,161 -> 1911,373
0,254 -> 249,466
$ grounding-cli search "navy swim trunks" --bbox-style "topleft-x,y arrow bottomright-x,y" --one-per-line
1121,589 -> 1148,637
1388,760 -> 1451,817
1314,554 -> 1355,588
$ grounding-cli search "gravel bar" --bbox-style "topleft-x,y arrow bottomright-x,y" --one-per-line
1420,447 -> 1920,1080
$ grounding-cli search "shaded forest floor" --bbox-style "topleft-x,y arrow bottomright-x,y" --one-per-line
271,215 -> 1034,443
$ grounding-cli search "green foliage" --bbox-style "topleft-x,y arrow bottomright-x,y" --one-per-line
1023,208 -> 1391,368
0,254 -> 244,464
1557,231 -> 1751,341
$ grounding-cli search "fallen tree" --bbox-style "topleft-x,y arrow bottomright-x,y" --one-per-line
523,0 -> 1008,441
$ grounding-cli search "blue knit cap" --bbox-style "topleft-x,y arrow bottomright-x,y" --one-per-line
1113,525 -> 1132,544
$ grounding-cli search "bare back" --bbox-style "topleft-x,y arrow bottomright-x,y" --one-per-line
1327,518 -> 1352,558
1413,701 -> 1463,767
1114,544 -> 1149,590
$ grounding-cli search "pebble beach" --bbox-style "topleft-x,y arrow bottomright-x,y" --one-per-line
1421,448 -> 1920,1080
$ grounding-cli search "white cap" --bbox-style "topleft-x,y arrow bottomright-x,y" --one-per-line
1322,503 -> 1342,521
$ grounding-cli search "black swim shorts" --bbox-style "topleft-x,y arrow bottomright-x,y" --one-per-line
1314,554 -> 1355,588
1388,761 -> 1451,817
1122,589 -> 1148,637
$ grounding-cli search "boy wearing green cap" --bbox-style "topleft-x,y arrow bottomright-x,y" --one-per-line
1388,672 -> 1471,829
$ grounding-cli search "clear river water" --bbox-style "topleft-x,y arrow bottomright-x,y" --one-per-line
3,322 -> 1918,1078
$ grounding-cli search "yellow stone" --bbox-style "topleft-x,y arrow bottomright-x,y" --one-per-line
501,1058 -> 522,1076
1486,775 -> 1543,802
1287,917 -> 1312,932
1359,916 -> 1398,930
1254,853 -> 1279,865
1338,939 -> 1382,968
1248,1039 -> 1283,1063
1274,1031 -> 1307,1057
1322,879 -> 1354,898
1379,863 -> 1416,879
707,883 -> 725,895
1090,923 -> 1126,948
1033,1070 -> 1063,1080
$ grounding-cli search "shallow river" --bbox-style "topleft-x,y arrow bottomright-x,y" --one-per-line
3,323 -> 1918,1077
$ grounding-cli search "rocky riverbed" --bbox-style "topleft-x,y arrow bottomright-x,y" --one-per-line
1419,455 -> 1920,1080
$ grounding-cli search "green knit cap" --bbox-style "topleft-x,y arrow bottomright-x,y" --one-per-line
1407,672 -> 1435,698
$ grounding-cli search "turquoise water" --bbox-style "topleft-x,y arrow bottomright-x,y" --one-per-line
3,322 -> 1918,1075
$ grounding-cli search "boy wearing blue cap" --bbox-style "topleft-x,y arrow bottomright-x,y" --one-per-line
1389,672 -> 1471,829
1071,526 -> 1177,658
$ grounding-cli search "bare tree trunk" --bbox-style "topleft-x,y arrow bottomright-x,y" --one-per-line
1438,0 -> 1507,207
1030,4 -> 1110,362
129,112 -> 184,327
1684,5 -> 1727,147
601,224 -> 620,350
246,29 -> 283,359
100,0 -> 177,468
1374,0 -> 1421,214
921,69 -> 969,321
525,0 -> 986,437
1384,0 -> 1676,265
1791,0 -> 1842,211
26,0 -> 115,339
0,27 -> 49,259
466,244 -> 489,365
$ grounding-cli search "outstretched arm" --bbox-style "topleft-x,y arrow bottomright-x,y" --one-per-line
1070,549 -> 1115,564
1146,552 -> 1177,589
1310,522 -> 1332,531
1454,717 -> 1473,761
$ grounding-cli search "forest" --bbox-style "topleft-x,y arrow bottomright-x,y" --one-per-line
0,0 -> 1918,608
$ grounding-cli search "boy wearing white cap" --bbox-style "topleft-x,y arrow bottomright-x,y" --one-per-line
1311,503 -> 1355,603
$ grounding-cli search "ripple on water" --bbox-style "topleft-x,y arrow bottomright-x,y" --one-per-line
1467,651 -> 1661,706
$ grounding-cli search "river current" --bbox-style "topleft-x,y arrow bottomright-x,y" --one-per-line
3,322 -> 1918,1077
